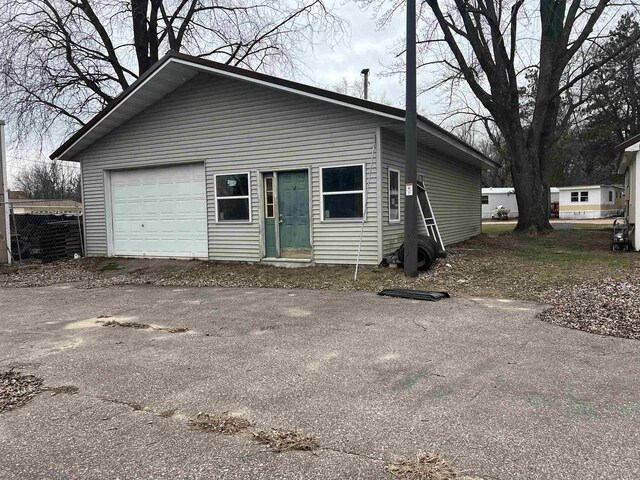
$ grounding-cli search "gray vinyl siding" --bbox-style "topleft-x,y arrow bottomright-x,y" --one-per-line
77,73 -> 381,265
381,130 -> 481,254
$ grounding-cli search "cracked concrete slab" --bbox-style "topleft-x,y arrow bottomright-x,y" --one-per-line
1,285 -> 639,479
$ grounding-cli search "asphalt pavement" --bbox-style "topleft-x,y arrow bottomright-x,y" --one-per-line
1,285 -> 638,479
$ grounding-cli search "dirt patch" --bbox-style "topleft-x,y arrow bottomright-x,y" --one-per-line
188,412 -> 254,435
103,320 -> 151,329
188,412 -> 319,453
1,370 -> 44,414
1,228 -> 637,305
539,276 -> 640,340
46,385 -> 79,395
100,261 -> 121,271
156,326 -> 189,333
101,319 -> 189,334
386,451 -> 481,480
253,427 -> 320,452
158,409 -> 177,418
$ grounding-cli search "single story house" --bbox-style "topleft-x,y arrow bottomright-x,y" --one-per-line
557,185 -> 624,220
481,187 -> 559,219
617,133 -> 640,250
50,52 -> 497,265
8,191 -> 82,215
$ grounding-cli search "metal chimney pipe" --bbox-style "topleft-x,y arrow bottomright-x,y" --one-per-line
360,68 -> 370,100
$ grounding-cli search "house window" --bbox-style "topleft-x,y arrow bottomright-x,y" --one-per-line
481,195 -> 489,205
571,192 -> 579,202
215,173 -> 251,222
609,191 -> 613,202
580,191 -> 589,202
264,177 -> 274,218
321,165 -> 364,220
389,168 -> 400,223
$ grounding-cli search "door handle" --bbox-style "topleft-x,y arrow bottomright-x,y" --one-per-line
279,215 -> 284,224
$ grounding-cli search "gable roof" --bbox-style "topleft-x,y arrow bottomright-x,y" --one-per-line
615,133 -> 640,152
482,187 -> 515,194
50,51 -> 496,168
617,133 -> 640,174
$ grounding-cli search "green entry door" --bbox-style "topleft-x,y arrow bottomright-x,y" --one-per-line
278,170 -> 311,258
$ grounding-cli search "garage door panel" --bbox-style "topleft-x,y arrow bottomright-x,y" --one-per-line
110,163 -> 208,258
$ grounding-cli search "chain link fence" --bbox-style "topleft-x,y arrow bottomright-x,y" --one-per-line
0,202 -> 83,265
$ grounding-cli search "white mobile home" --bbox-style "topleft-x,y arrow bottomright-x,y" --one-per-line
51,52 -> 496,265
618,134 -> 640,251
558,185 -> 625,220
481,187 -> 518,219
481,187 -> 559,219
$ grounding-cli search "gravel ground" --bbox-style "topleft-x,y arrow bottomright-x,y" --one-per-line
539,276 -> 640,340
0,256 -> 466,292
2,228 -> 639,341
0,262 -> 102,288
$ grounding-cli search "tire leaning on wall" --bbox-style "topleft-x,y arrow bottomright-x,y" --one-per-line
397,234 -> 439,271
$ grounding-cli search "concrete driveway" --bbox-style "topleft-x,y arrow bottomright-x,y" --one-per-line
0,285 -> 639,479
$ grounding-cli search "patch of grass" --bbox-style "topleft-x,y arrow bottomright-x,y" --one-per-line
100,261 -> 121,272
253,427 -> 320,453
386,451 -> 481,480
481,223 -> 515,235
188,412 -> 254,435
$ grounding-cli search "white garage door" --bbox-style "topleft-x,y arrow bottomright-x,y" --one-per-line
110,163 -> 208,258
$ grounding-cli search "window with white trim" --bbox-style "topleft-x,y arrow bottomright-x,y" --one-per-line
580,191 -> 589,202
481,195 -> 489,205
571,191 -> 579,202
389,168 -> 400,222
215,173 -> 251,222
321,165 -> 364,220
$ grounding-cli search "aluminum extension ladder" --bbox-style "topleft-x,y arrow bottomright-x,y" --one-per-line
416,181 -> 445,254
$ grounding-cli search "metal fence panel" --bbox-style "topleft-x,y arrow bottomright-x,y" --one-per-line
1,204 -> 83,265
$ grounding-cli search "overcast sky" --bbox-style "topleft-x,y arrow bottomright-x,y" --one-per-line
309,2 -> 404,100
305,1 -> 437,113
5,1 -> 437,185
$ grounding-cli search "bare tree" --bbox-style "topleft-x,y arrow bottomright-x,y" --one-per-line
0,0 -> 346,143
358,0 -> 640,231
14,161 -> 80,201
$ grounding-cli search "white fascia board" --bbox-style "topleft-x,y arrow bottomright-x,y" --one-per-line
55,62 -> 186,161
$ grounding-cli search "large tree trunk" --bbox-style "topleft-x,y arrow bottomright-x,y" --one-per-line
131,0 -> 151,74
507,138 -> 553,232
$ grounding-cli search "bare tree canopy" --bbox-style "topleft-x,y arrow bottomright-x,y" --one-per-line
0,0 -> 346,142
358,0 -> 640,231
14,161 -> 80,200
